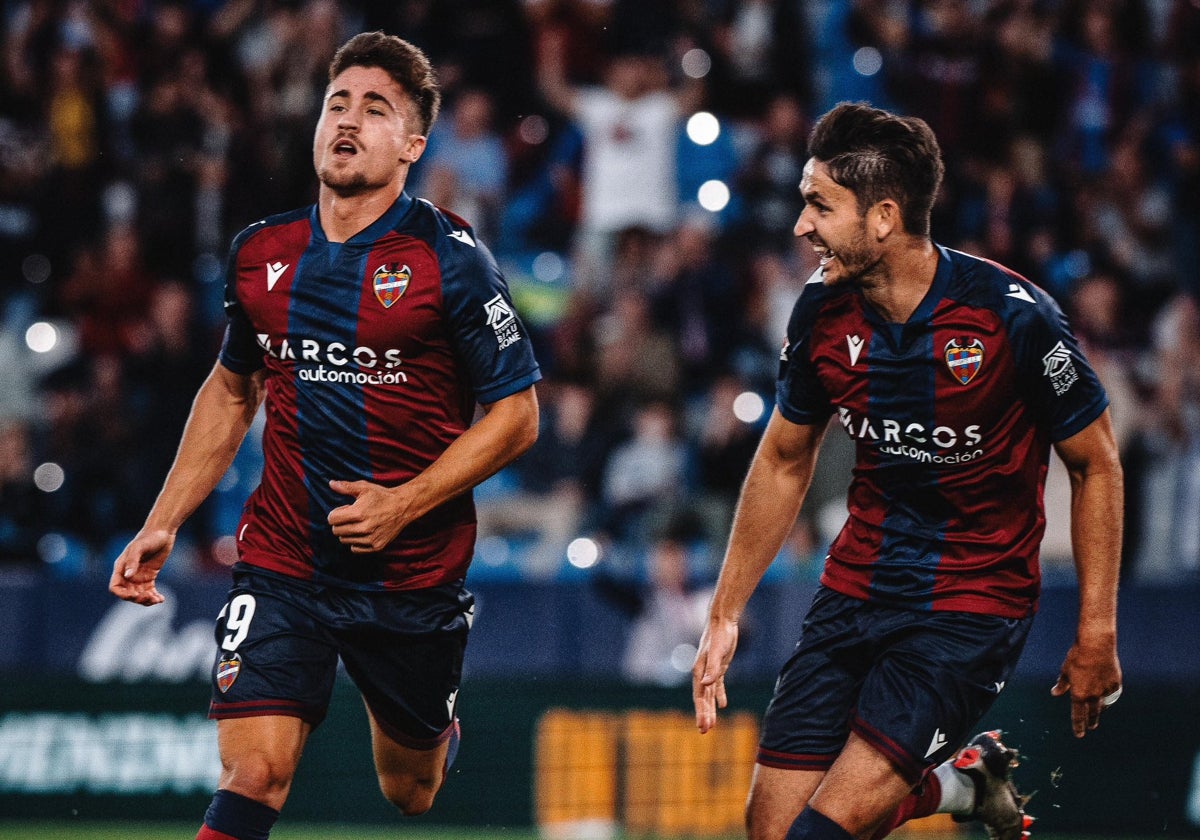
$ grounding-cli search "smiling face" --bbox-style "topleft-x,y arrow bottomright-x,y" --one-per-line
313,65 -> 427,198
793,158 -> 881,287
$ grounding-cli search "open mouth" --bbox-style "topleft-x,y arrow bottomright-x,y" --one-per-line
815,245 -> 836,267
333,139 -> 358,157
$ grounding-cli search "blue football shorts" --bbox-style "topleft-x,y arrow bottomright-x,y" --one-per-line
757,586 -> 1033,783
208,567 -> 473,749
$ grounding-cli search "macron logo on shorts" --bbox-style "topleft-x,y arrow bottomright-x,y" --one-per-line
925,728 -> 947,758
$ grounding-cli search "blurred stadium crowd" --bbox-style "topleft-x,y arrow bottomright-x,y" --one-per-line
1,0 -> 1199,588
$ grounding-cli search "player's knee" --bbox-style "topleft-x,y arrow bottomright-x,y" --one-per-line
220,754 -> 295,804
378,770 -> 441,816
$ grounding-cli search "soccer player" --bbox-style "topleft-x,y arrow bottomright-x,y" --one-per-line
691,103 -> 1123,840
108,32 -> 541,840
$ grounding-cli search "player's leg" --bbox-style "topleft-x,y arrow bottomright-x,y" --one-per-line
750,588 -> 873,840
795,732 -> 924,837
200,571 -> 340,839
364,708 -> 458,815
830,608 -> 1034,840
338,581 -> 474,816
745,764 -> 825,840
196,716 -> 311,839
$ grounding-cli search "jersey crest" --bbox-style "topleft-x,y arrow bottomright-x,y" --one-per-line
944,337 -> 984,385
372,263 -> 411,308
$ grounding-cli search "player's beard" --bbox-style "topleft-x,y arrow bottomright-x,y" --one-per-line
821,220 -> 880,287
316,164 -> 375,197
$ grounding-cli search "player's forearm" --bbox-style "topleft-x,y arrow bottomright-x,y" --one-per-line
396,386 -> 539,523
1068,458 -> 1123,644
708,446 -> 815,623
144,364 -> 263,534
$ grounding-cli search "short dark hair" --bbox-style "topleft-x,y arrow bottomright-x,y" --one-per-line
807,103 -> 944,236
328,31 -> 441,135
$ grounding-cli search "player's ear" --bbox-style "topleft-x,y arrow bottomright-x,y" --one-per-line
402,133 -> 427,165
871,199 -> 900,241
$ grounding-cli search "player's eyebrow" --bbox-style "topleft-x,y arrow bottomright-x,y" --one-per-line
326,89 -> 397,111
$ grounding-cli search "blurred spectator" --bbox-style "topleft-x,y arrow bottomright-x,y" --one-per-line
647,216 -> 743,394
539,31 -> 698,290
686,372 -> 762,545
0,420 -> 43,566
476,379 -> 606,577
1127,292 -> 1200,582
735,93 -> 809,254
420,88 -> 508,245
597,524 -> 714,686
598,399 -> 688,542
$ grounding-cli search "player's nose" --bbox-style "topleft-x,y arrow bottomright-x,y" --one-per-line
793,210 -> 815,238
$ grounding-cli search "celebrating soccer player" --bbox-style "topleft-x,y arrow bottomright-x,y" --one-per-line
109,32 -> 541,840
692,103 -> 1123,840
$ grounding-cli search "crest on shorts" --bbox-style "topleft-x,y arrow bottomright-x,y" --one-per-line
373,263 -> 411,308
216,652 -> 242,694
944,337 -> 984,385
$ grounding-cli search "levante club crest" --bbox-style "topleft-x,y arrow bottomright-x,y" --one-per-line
944,337 -> 984,384
373,263 -> 411,308
216,652 -> 242,694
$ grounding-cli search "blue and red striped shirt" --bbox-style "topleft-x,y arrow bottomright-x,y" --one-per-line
219,193 -> 541,590
778,245 -> 1107,617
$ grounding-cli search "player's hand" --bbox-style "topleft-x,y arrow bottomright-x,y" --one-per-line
1051,638 -> 1122,738
109,530 -> 174,606
692,618 -> 738,734
328,479 -> 408,553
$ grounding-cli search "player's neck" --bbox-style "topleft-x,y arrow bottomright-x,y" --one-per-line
859,237 -> 938,324
317,183 -> 404,243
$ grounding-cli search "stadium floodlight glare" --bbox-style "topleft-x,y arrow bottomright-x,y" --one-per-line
532,251 -> 565,283
476,535 -> 511,567
681,47 -> 712,79
36,533 -> 69,564
566,537 -> 600,569
733,391 -> 766,423
25,322 -> 57,353
33,462 -> 65,493
686,111 -> 720,146
853,46 -> 883,77
518,114 -> 549,145
670,643 -> 698,673
697,180 -> 731,212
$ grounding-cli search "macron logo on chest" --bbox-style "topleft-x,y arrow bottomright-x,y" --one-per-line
846,334 -> 865,366
267,261 -> 290,291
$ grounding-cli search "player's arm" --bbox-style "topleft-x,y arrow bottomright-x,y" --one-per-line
1049,408 -> 1124,738
328,385 -> 539,553
693,409 -> 826,732
109,362 -> 266,606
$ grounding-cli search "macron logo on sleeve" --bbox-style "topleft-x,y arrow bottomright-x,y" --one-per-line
267,261 -> 289,291
448,229 -> 475,247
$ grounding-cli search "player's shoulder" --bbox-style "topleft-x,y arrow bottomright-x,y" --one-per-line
401,197 -> 485,252
229,206 -> 312,260
787,268 -> 855,336
942,247 -> 1061,323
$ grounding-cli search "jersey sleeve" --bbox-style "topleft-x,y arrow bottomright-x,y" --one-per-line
439,234 -> 542,404
776,286 -> 834,426
1009,286 -> 1108,442
218,229 -> 266,375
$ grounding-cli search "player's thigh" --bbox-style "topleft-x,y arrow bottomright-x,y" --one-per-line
746,764 -> 825,840
337,584 -> 472,768
758,588 -> 871,771
208,571 -> 341,726
216,715 -> 312,810
856,609 -> 1034,779
807,732 -> 917,837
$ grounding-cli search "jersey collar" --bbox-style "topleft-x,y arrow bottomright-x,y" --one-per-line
309,192 -> 415,245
